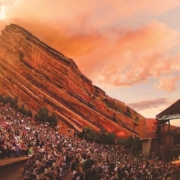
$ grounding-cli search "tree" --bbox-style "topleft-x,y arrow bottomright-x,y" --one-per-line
35,107 -> 49,123
11,97 -> 18,110
117,137 -> 126,146
0,94 -> 4,102
82,127 -> 96,141
48,112 -> 58,126
125,135 -> 134,149
19,104 -> 26,114
4,95 -> 13,105
106,132 -> 116,145
94,132 -> 101,143
99,127 -> 107,144
132,137 -> 142,152
83,127 -> 91,139
26,109 -> 32,117
87,129 -> 96,141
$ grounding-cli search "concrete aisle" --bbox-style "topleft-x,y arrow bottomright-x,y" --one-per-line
0,156 -> 29,167
0,161 -> 25,180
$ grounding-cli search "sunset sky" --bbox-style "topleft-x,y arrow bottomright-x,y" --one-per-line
0,0 -> 180,126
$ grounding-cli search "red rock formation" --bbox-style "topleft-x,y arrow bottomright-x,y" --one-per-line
0,24 -> 145,137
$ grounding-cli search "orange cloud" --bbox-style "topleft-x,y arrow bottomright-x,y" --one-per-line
1,1 -> 180,90
107,0 -> 180,17
128,98 -> 169,111
99,21 -> 180,87
3,0 -> 180,27
154,75 -> 180,91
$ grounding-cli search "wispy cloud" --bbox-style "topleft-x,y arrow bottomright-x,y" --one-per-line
0,5 -> 7,20
154,75 -> 180,91
127,98 -> 169,111
99,21 -> 180,87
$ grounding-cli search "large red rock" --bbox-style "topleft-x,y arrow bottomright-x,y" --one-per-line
0,24 -> 145,137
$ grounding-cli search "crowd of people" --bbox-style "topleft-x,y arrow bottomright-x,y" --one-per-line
1,105 -> 180,180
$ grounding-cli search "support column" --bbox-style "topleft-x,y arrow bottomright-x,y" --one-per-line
169,121 -> 171,152
141,138 -> 152,158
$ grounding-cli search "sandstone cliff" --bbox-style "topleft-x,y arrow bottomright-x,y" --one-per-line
0,24 -> 145,137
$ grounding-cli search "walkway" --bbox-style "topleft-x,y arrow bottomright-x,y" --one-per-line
0,156 -> 30,168
0,156 -> 73,180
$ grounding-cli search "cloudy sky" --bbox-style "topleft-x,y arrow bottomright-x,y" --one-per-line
0,0 -> 180,125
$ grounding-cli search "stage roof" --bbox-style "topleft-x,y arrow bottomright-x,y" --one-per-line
156,99 -> 180,121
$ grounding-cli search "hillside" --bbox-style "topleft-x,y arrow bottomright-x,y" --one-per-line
0,24 -> 145,137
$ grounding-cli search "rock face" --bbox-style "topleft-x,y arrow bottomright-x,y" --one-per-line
0,24 -> 145,137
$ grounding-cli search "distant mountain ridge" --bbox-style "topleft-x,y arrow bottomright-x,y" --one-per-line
0,24 -> 145,137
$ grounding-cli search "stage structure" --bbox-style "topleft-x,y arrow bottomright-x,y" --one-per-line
156,99 -> 180,161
